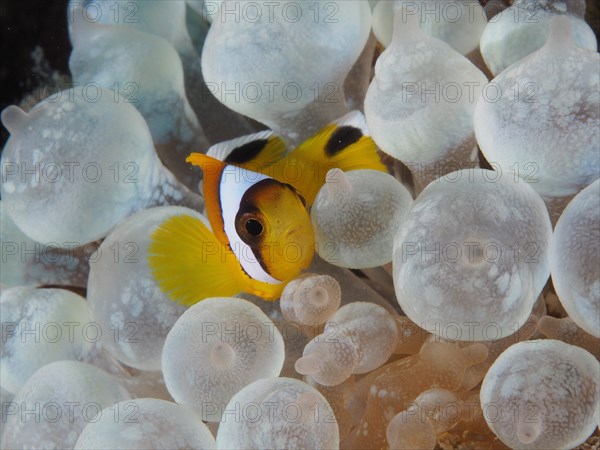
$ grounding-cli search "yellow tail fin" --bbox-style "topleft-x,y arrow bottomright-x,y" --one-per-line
147,213 -> 247,306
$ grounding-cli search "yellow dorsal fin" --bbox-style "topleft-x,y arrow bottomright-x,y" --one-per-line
206,130 -> 287,172
147,213 -> 248,306
272,111 -> 387,205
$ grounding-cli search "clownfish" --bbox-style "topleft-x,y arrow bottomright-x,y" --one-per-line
148,111 -> 386,305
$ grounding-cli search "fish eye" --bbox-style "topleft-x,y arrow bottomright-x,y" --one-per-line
245,218 -> 263,237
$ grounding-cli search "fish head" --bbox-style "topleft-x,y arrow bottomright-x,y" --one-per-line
235,179 -> 315,282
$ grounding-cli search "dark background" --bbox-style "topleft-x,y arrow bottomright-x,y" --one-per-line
0,0 -> 70,145
0,0 -> 598,147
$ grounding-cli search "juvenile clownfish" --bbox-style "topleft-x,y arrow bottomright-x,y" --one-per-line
148,111 -> 387,305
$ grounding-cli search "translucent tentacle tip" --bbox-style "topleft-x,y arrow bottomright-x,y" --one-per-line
545,15 -> 575,50
68,5 -> 103,45
296,303 -> 399,386
517,414 -> 543,444
295,334 -> 358,386
295,352 -> 322,376
480,340 -> 599,449
161,297 -> 285,422
326,168 -> 353,197
386,409 -> 436,450
73,398 -> 216,449
1,106 -> 28,134
210,342 -> 236,370
391,3 -> 425,43
280,273 -> 341,326
314,169 -> 413,269
414,389 -> 463,434
216,377 -> 339,449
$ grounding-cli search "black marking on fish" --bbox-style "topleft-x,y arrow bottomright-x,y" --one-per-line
224,139 -> 269,165
325,126 -> 363,157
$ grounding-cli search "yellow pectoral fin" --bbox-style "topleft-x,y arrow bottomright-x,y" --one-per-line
147,213 -> 248,306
